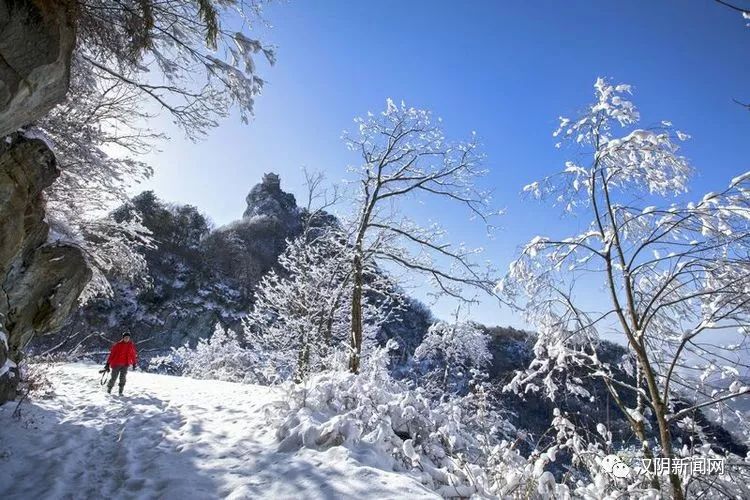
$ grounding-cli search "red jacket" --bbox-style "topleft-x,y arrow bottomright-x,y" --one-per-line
107,341 -> 138,367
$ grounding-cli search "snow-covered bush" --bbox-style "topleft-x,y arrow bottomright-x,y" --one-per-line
154,324 -> 264,384
414,320 -> 491,396
270,340 -> 569,498
146,355 -> 182,376
16,363 -> 55,402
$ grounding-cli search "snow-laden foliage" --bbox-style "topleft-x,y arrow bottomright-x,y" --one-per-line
271,340 -> 572,499
57,215 -> 154,304
152,324 -> 263,384
72,0 -> 274,139
25,1 -> 276,302
244,228 -> 403,382
501,78 -> 750,499
30,60 -> 156,300
414,319 -> 491,395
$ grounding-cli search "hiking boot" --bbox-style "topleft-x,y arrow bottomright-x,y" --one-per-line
107,386 -> 112,394
118,388 -> 124,396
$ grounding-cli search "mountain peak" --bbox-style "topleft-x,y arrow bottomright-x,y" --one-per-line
243,172 -> 297,220
261,172 -> 281,189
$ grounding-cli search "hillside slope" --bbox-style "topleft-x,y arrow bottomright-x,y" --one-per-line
36,174 -> 432,359
43,174 -> 302,353
0,363 -> 437,500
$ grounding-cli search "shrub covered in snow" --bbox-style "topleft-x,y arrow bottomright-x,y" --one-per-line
414,320 -> 492,397
244,230 -> 402,383
270,340 -> 572,498
151,324 -> 265,384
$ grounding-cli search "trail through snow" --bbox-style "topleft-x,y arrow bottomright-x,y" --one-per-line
0,363 -> 437,500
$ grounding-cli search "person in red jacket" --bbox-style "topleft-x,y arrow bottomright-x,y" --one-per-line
104,332 -> 138,395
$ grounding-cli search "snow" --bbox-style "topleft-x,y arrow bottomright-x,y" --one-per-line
626,408 -> 644,423
731,170 -> 750,186
0,363 -> 438,500
0,358 -> 16,378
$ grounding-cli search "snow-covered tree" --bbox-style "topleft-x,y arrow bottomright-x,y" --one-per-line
68,0 -> 274,139
342,99 -> 500,373
415,319 -> 491,394
71,216 -> 154,303
501,78 -> 750,499
244,231 -> 352,382
245,228 -> 404,383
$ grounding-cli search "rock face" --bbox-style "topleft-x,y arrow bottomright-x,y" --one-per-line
0,135 -> 91,403
243,173 -> 297,221
0,0 -> 76,136
207,172 -> 302,296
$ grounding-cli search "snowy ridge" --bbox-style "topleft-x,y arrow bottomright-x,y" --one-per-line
0,363 -> 437,499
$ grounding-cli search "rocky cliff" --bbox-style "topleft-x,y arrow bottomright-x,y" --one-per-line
204,172 -> 303,299
0,0 -> 88,405
0,135 -> 90,401
0,0 -> 76,137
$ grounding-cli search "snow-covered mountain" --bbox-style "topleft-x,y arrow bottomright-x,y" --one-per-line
0,363 -> 437,499
44,174 -> 302,353
36,173 -> 432,359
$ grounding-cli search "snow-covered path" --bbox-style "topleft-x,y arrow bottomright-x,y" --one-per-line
0,363 -> 437,500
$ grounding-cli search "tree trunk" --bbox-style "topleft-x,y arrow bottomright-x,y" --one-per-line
638,350 -> 684,500
653,396 -> 684,499
635,361 -> 661,491
349,253 -> 363,373
295,339 -> 310,384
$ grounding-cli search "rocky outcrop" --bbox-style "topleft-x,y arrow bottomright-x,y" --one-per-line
0,135 -> 91,403
243,172 -> 298,221
0,1 -> 83,403
0,0 -> 76,137
205,173 -> 302,297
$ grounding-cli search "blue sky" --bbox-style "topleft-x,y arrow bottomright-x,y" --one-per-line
138,0 -> 750,328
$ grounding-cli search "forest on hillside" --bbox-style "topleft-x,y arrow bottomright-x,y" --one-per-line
2,1 -> 750,499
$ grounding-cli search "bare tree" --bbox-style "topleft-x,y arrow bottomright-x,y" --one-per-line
502,79 -> 750,499
342,99 -> 500,373
298,168 -> 341,235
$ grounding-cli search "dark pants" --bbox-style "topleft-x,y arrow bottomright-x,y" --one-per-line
108,365 -> 129,392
